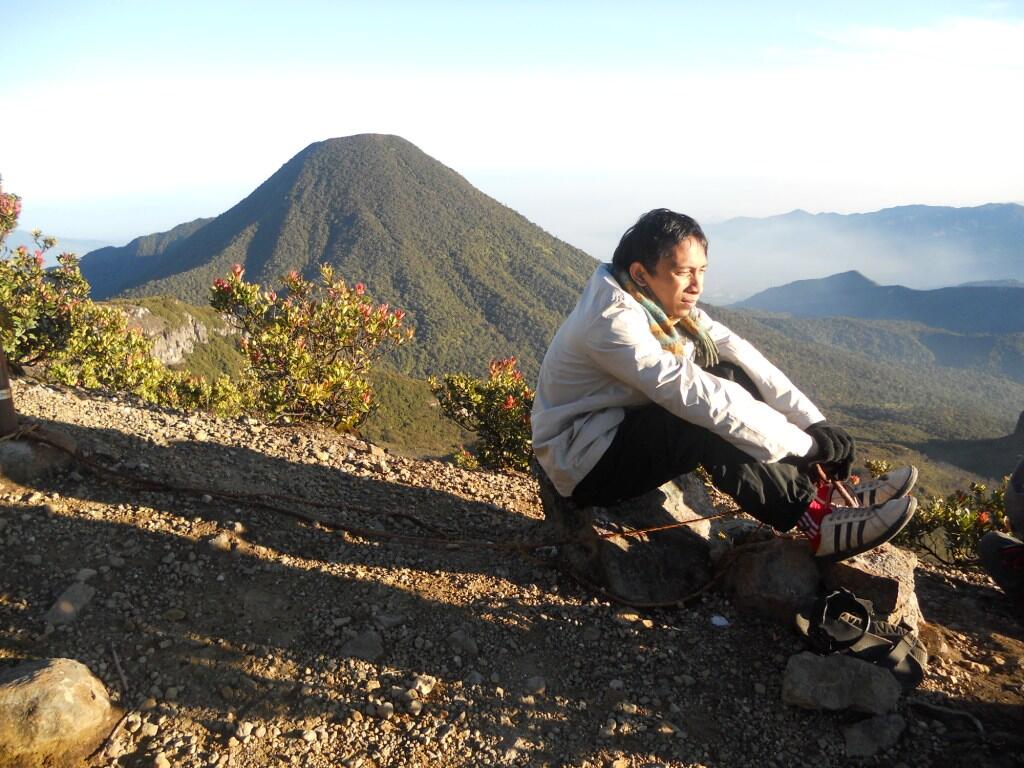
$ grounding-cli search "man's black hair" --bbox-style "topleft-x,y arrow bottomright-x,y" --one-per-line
611,208 -> 708,274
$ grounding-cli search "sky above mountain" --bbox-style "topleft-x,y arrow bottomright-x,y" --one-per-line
3,1 -> 1023,262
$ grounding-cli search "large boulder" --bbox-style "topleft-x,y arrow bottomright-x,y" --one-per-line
535,466 -> 714,604
821,543 -> 923,630
723,537 -> 820,623
0,658 -> 118,767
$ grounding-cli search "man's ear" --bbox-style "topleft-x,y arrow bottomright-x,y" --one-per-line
628,262 -> 647,287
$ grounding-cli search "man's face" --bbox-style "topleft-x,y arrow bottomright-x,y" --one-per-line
628,237 -> 708,322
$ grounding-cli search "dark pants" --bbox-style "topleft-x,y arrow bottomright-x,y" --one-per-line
571,362 -> 815,531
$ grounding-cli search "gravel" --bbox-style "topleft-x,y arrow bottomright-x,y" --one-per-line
1,377 -> 1022,767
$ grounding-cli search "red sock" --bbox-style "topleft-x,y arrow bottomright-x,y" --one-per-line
797,498 -> 831,543
815,479 -> 832,504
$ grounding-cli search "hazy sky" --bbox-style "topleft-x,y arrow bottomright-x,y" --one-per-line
2,1 -> 1022,259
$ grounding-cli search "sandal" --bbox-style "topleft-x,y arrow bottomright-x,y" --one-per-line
795,588 -> 928,690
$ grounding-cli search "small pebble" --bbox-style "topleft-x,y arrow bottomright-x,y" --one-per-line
524,676 -> 546,695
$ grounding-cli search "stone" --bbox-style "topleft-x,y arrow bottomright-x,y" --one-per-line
821,543 -> 923,629
782,652 -> 901,715
0,658 -> 117,767
43,582 -> 97,625
535,465 -> 714,604
724,538 -> 819,624
154,751 -> 172,768
0,426 -> 75,485
374,612 -> 405,630
447,628 -> 478,658
413,674 -> 436,696
524,676 -> 546,695
341,631 -> 384,661
207,532 -> 233,553
917,622 -> 957,662
843,714 -> 906,757
162,607 -> 187,622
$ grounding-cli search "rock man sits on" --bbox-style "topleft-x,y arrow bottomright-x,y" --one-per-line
531,208 -> 918,561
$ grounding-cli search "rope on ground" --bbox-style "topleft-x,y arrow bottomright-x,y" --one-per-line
0,422 -> 37,443
18,425 -> 755,608
22,424 -> 731,554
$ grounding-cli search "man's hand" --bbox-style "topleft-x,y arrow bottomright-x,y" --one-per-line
782,422 -> 856,480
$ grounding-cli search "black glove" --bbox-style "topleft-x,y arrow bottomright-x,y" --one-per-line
782,422 -> 855,480
805,422 -> 856,480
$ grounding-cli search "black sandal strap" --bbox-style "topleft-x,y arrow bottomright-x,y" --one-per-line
805,589 -> 872,653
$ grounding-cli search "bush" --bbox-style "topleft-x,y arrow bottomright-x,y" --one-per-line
0,186 -> 241,416
864,458 -> 894,478
429,357 -> 533,471
210,263 -> 412,430
897,479 -> 1008,563
0,187 -> 19,240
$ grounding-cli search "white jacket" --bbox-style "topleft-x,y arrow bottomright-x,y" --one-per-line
532,265 -> 823,497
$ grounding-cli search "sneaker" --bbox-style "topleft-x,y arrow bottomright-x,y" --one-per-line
811,496 -> 917,562
979,531 -> 1024,604
820,466 -> 918,508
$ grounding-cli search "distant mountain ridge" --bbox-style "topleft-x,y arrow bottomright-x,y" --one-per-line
79,135 -> 597,378
82,218 -> 214,297
733,270 -> 1024,334
702,203 -> 1024,302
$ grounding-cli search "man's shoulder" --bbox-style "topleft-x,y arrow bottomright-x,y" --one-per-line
583,264 -> 633,310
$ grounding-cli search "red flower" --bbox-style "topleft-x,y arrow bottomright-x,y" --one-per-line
354,283 -> 366,295
978,510 -> 991,525
502,395 -> 517,411
287,270 -> 299,282
231,263 -> 244,278
213,278 -> 229,291
34,250 -> 44,267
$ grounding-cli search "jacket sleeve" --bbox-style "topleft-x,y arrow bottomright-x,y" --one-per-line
698,310 -> 825,430
584,297 -> 814,463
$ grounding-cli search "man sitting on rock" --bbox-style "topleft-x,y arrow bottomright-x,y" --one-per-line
531,208 -> 918,562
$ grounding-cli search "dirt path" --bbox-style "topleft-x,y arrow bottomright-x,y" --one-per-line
2,379 -> 1022,767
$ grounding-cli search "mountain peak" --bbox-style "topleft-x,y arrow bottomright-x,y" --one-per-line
80,134 -> 597,377
822,270 -> 877,287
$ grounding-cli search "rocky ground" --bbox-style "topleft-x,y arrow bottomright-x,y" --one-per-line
1,378 -> 1022,768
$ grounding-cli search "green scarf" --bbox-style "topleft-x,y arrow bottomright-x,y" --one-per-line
612,266 -> 720,368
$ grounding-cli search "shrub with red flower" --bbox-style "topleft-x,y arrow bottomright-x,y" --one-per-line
429,356 -> 533,471
0,184 -> 239,415
210,263 -> 412,430
896,478 -> 1009,563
